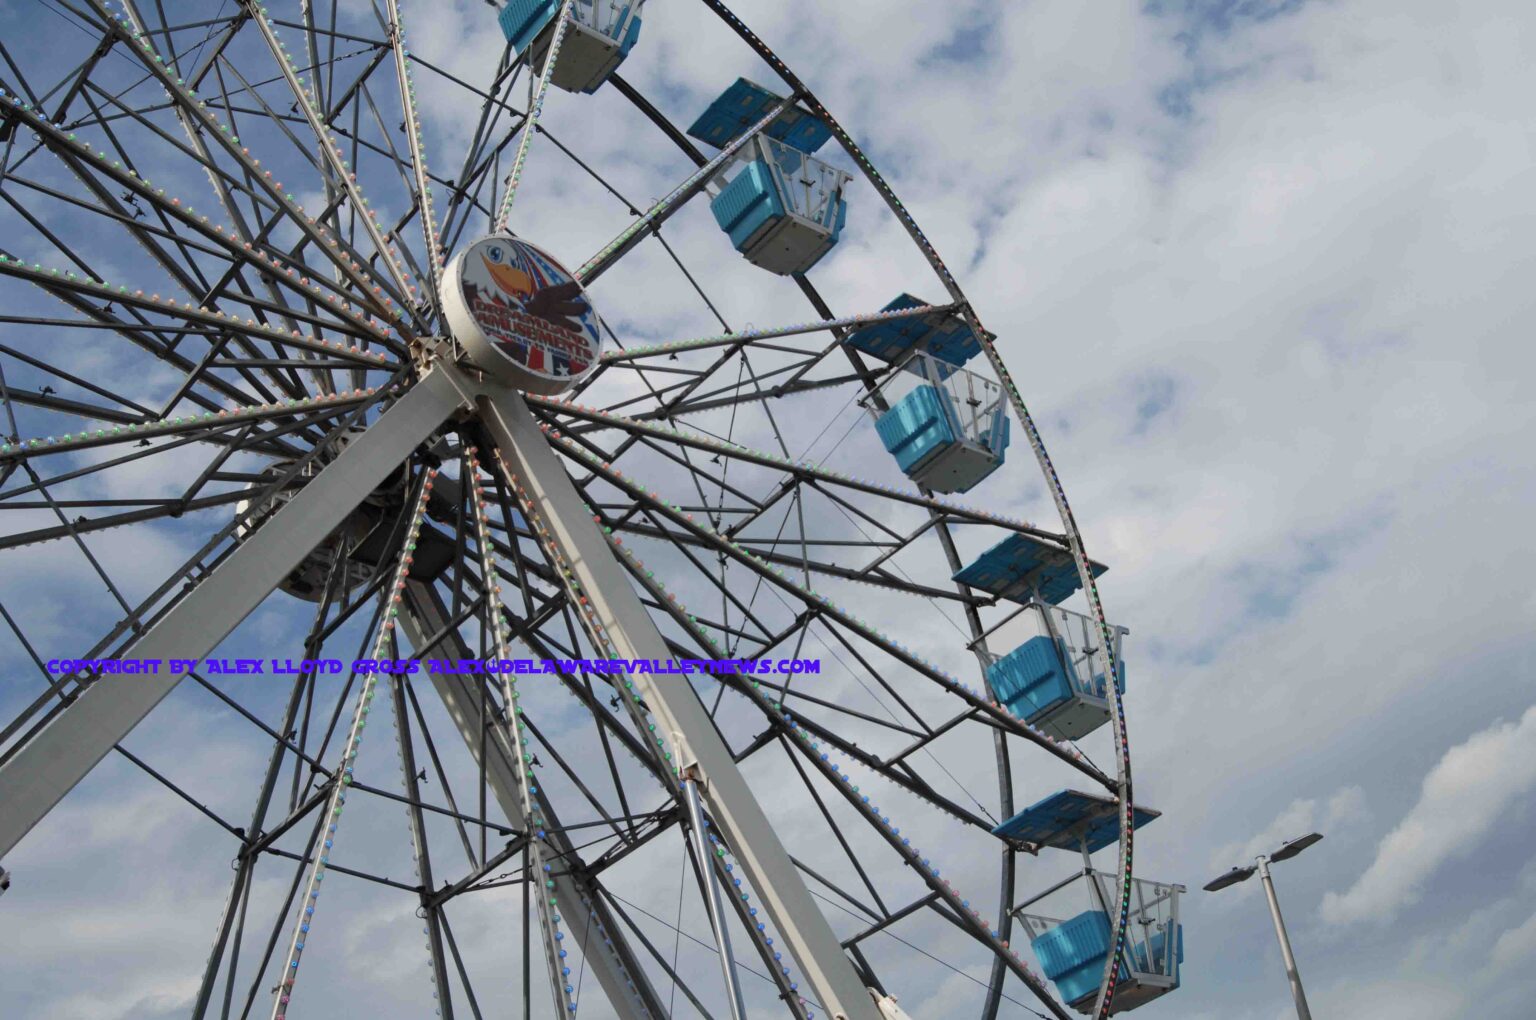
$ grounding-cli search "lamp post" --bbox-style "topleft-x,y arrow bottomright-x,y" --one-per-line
1205,832 -> 1323,1020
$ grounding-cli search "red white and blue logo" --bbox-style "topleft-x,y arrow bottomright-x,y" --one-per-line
450,235 -> 601,391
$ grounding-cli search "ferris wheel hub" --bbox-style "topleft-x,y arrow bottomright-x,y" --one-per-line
440,233 -> 602,394
234,426 -> 413,602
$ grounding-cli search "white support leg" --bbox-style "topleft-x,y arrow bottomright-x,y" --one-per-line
0,370 -> 466,859
399,579 -> 668,1020
476,381 -> 882,1020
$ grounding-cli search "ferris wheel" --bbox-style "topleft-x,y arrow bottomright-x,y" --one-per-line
0,2 -> 1184,1018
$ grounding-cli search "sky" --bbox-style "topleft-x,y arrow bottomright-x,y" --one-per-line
1,1 -> 1535,1019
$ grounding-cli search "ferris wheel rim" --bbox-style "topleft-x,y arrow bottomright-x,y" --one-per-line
0,2 -> 1144,1017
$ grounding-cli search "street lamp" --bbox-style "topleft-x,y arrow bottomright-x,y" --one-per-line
1205,832 -> 1324,1020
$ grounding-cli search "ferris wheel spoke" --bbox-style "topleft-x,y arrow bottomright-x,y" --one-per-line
695,349 -> 846,414
777,746 -> 892,915
776,696 -> 1071,1020
0,410 -> 415,563
0,95 -> 407,360
574,90 -> 799,285
605,892 -> 730,1018
0,278 -> 294,410
382,0 -> 445,307
476,382 -> 880,1019
460,544 -> 672,796
0,164 -> 243,286
494,0 -> 577,232
437,104 -> 530,253
0,257 -> 392,370
264,467 -> 438,1019
241,5 -> 426,332
736,476 -> 901,550
600,301 -> 960,369
775,699 -> 995,830
0,485 -> 247,551
432,46 -> 524,250
754,675 -> 924,743
62,70 -> 324,357
544,421 -> 1110,788
600,359 -> 713,381
0,426 -> 255,506
0,379 -> 149,430
189,556 -> 363,1016
466,445 -> 647,1017
70,1 -> 418,338
0,368 -> 462,860
64,94 -> 274,294
605,513 -> 1056,1015
513,625 -> 667,798
579,371 -> 720,417
0,183 -> 289,403
537,362 -> 811,494
605,513 -> 972,610
397,576 -> 672,1020
0,334 -> 158,424
632,367 -> 862,423
622,435 -> 771,513
607,508 -> 781,648
517,709 -> 639,850
385,658 -> 459,1015
401,677 -> 500,870
532,395 -> 1058,541
4,117 -> 285,364
0,391 -> 389,502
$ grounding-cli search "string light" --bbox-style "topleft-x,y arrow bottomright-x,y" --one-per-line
1,387 -> 386,460
271,467 -> 437,1020
697,4 -> 1137,1012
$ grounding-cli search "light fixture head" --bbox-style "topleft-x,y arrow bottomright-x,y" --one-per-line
1271,832 -> 1324,863
1203,864 -> 1258,892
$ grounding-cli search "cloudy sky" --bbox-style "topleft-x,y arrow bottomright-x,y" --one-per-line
2,1 -> 1534,1018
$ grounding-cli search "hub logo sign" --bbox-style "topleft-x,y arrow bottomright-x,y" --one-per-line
443,234 -> 602,394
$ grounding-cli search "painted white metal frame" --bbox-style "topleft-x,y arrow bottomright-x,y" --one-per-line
0,362 -> 881,1019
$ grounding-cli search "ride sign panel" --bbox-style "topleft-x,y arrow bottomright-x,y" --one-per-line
442,234 -> 602,394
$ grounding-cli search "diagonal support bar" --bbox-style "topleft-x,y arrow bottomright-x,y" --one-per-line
682,775 -> 749,1020
0,369 -> 465,859
475,380 -> 882,1020
398,580 -> 668,1020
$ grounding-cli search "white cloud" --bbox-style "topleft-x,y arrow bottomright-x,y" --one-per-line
1312,978 -> 1469,1020
1488,909 -> 1536,975
5,1 -> 1536,1018
1322,704 -> 1536,926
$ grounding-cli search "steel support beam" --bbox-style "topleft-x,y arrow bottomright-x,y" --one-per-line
0,369 -> 465,859
683,775 -> 748,1020
397,580 -> 668,1020
390,672 -> 457,1019
476,382 -> 882,1020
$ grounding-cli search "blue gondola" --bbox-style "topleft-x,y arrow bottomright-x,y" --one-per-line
992,789 -> 1159,850
867,350 -> 1009,493
687,79 -> 852,275
499,0 -> 644,94
998,790 -> 1185,1014
980,598 -> 1128,740
843,293 -> 987,367
687,78 -> 834,153
954,532 -> 1108,606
